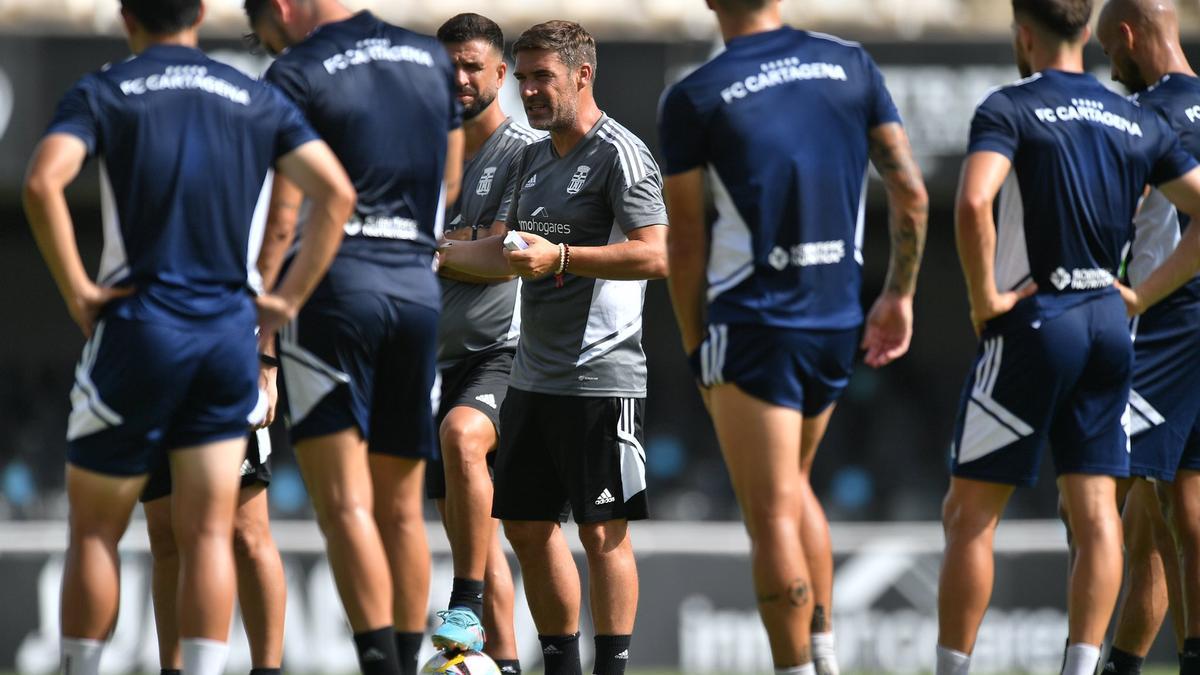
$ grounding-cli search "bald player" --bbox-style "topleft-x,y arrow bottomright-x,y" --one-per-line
1096,1 -> 1200,671
935,0 -> 1200,673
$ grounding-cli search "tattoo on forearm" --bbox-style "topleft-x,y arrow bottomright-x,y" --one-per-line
869,135 -> 929,296
811,604 -> 828,632
757,578 -> 811,609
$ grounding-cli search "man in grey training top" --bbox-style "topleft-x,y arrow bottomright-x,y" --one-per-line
439,20 -> 668,675
428,13 -> 537,673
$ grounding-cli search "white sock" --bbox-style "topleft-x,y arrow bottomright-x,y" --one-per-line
812,632 -> 839,675
776,664 -> 816,675
936,645 -> 971,675
61,638 -> 103,675
181,638 -> 228,675
1062,643 -> 1101,675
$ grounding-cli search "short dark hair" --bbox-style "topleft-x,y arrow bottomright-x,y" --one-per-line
243,0 -> 270,24
120,0 -> 201,34
437,13 -> 504,54
710,0 -> 773,11
1013,0 -> 1094,39
512,20 -> 597,72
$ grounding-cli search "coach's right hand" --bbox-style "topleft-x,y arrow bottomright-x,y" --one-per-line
69,282 -> 135,339
969,282 -> 1037,336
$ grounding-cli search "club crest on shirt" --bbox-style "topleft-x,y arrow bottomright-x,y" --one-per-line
476,166 -> 497,196
567,165 -> 591,195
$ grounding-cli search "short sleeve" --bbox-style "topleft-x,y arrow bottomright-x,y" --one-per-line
494,148 -> 524,225
1149,116 -> 1200,186
437,48 -> 463,131
264,60 -> 310,110
863,51 -> 902,128
968,90 -> 1020,159
45,77 -> 100,155
608,148 -> 668,233
265,84 -> 320,159
658,84 -> 707,175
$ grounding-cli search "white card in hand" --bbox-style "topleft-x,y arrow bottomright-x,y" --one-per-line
503,231 -> 529,251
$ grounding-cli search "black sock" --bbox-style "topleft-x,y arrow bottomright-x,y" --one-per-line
250,670 -> 281,675
353,627 -> 401,675
162,670 -> 182,675
494,659 -> 522,674
1182,638 -> 1200,675
592,635 -> 631,675
538,633 -> 582,675
395,631 -> 423,675
449,577 -> 486,620
1103,646 -> 1143,674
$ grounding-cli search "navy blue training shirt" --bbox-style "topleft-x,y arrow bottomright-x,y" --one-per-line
970,70 -> 1196,308
265,11 -> 462,308
1127,73 -> 1200,300
658,27 -> 902,331
45,44 -> 319,327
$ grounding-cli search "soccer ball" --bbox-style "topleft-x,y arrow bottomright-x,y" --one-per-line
419,650 -> 502,674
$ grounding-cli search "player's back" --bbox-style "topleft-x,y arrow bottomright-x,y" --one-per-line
48,45 -> 314,326
659,27 -> 901,331
977,70 -> 1191,305
1128,74 -> 1200,300
266,11 -> 459,303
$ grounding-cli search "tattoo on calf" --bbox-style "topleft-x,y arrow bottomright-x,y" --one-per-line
812,604 -> 828,632
757,578 -> 811,609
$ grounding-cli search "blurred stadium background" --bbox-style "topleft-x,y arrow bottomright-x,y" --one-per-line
2,0 -> 1199,672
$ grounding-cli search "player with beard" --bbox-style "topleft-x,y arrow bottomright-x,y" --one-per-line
935,1 -> 1200,674
244,0 -> 463,673
440,20 -> 668,675
1094,1 -> 1200,672
427,13 -> 536,674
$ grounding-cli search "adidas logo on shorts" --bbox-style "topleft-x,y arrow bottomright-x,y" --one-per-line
595,489 -> 616,505
475,393 -> 498,409
240,459 -> 254,477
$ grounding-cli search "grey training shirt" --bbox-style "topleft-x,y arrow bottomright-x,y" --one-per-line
438,119 -> 540,367
505,114 -> 667,397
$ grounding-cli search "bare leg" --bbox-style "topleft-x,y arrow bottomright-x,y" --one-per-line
1059,473 -> 1123,646
937,476 -> 1014,653
799,408 -> 836,636
1170,470 -> 1200,640
61,465 -> 147,640
1111,478 -> 1172,656
440,407 -> 498,581
369,454 -> 430,633
579,520 -> 638,635
503,520 -> 580,635
233,484 -> 286,668
294,429 -> 394,631
144,496 -> 182,669
169,437 -> 247,642
709,384 -> 812,668
483,525 -> 520,662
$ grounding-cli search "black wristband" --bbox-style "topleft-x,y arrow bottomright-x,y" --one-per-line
258,353 -> 280,368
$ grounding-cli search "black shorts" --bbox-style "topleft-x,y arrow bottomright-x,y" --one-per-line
426,347 -> 514,500
491,388 -> 648,524
140,427 -> 273,503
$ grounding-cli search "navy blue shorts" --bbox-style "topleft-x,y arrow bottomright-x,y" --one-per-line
67,318 -> 263,477
951,292 -> 1133,487
1128,295 -> 1200,481
689,323 -> 858,416
279,292 -> 438,459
